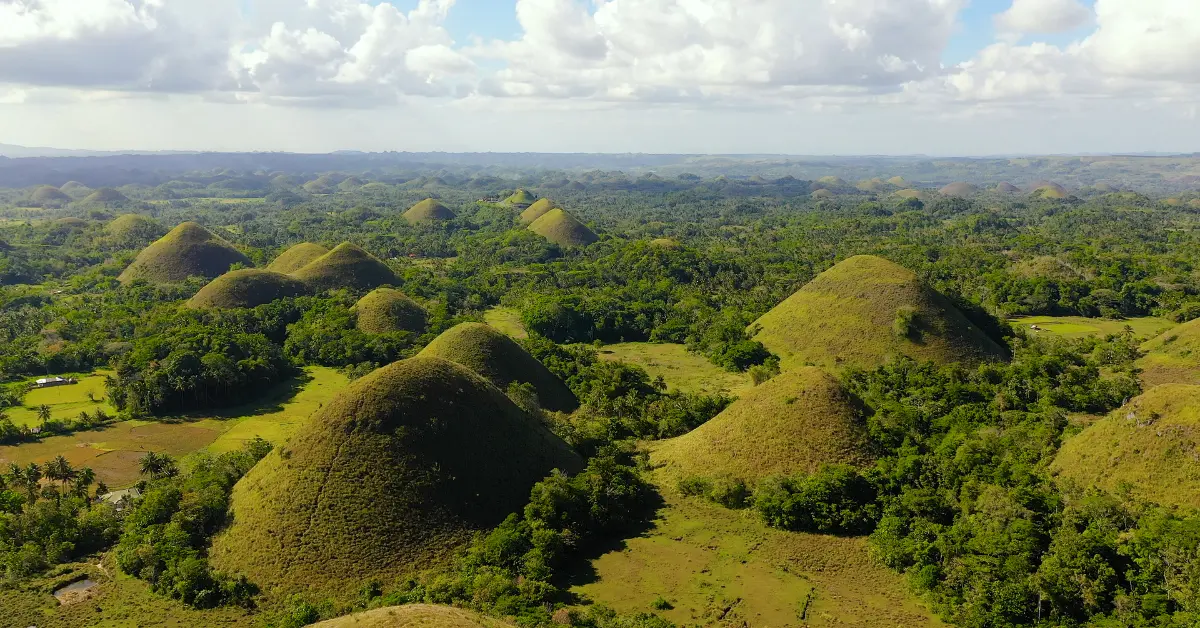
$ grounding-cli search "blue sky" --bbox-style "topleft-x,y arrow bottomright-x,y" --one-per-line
946,0 -> 1097,64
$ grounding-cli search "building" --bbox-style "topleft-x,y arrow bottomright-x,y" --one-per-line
34,376 -> 76,388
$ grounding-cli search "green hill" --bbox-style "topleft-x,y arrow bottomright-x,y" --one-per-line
59,181 -> 91,196
117,222 -> 250,284
995,182 -> 1020,194
811,189 -> 835,199
750,255 -> 1007,370
1012,256 -> 1084,281
209,356 -> 582,599
353,288 -> 428,334
83,188 -> 129,204
519,198 -> 560,224
418,323 -> 579,413
30,185 -> 71,205
527,208 -> 598,247
403,198 -> 457,223
1053,385 -> 1200,509
104,214 -> 167,246
267,242 -> 329,274
505,189 -> 537,207
1138,318 -> 1200,386
652,367 -> 870,483
185,269 -> 309,309
939,182 -> 979,197
649,237 -> 680,249
1031,181 -> 1068,199
313,605 -> 510,628
50,217 -> 88,230
337,176 -> 366,192
292,242 -> 398,291
887,176 -> 907,186
894,189 -> 923,199
303,174 -> 340,194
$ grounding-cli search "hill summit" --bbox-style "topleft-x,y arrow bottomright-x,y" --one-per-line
505,189 -> 536,207
105,214 -> 166,246
209,356 -> 582,598
404,198 -> 457,223
267,242 -> 330,274
750,255 -> 1007,370
30,185 -> 71,205
652,367 -> 871,483
418,323 -> 579,413
354,288 -> 428,334
117,222 -> 250,284
292,242 -> 398,291
83,188 -> 129,204
939,182 -> 979,197
186,269 -> 309,309
527,208 -> 598,247
520,198 -> 560,224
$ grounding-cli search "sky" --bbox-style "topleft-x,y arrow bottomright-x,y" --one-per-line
0,0 -> 1197,155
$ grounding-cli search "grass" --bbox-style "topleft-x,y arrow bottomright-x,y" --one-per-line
83,188 -> 129,204
651,367 -> 870,484
31,185 -> 71,204
527,208 -> 598,247
751,255 -> 1008,371
418,323 -> 579,412
354,288 -> 428,334
404,198 -> 457,223
292,242 -> 399,291
209,357 -> 582,601
117,221 -> 250,284
597,342 -> 751,396
0,368 -> 348,488
186,269 -> 310,309
483,306 -> 528,339
569,469 -> 945,628
314,605 -> 511,628
267,242 -> 330,274
1053,384 -> 1200,509
1137,318 -> 1200,386
7,372 -> 115,428
939,182 -> 978,196
1013,315 -> 1174,340
505,189 -> 537,206
1010,256 -> 1084,281
105,213 -> 166,246
519,198 -> 560,224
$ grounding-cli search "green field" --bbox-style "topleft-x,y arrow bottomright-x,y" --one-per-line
1011,315 -> 1174,339
597,342 -> 753,396
0,367 -> 349,487
7,372 -> 115,428
483,305 -> 528,338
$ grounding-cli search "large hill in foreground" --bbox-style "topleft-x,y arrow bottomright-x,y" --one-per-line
751,255 -> 1007,370
209,357 -> 582,598
313,605 -> 510,628
186,269 -> 309,309
1138,318 -> 1200,386
117,222 -> 250,283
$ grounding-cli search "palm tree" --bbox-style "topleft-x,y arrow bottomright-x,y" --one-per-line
37,404 -> 51,424
73,467 -> 96,499
20,463 -> 41,504
45,456 -> 76,499
138,452 -> 177,480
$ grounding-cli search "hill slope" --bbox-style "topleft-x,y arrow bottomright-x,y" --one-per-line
186,269 -> 310,309
939,182 -> 978,197
750,255 -> 1007,370
117,222 -> 250,284
292,242 -> 398,291
1138,319 -> 1200,386
354,288 -> 428,334
30,185 -> 71,205
652,367 -> 870,483
527,208 -> 598,247
505,189 -> 536,207
267,242 -> 330,274
313,605 -> 510,628
403,198 -> 457,223
83,188 -> 129,204
210,357 -> 582,599
1053,385 -> 1200,509
520,198 -> 560,224
418,323 -> 579,413
105,214 -> 166,246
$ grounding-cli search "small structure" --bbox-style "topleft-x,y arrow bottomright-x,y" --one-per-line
1029,325 -> 1041,331
34,376 -> 77,388
99,487 -> 141,512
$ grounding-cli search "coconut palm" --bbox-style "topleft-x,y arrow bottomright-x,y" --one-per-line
37,404 -> 51,424
45,456 -> 76,499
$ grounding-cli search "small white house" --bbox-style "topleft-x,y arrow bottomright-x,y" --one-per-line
34,376 -> 76,388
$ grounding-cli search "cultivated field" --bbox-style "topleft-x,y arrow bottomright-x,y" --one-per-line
1011,315 -> 1174,339
598,343 -> 753,396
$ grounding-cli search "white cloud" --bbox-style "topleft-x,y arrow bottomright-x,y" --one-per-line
995,0 -> 1091,35
1083,0 -> 1200,81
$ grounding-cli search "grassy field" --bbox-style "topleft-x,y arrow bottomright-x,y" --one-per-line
569,471 -> 944,627
7,372 -> 115,428
597,343 -> 753,396
0,367 -> 349,487
483,306 -> 527,339
1011,315 -> 1174,339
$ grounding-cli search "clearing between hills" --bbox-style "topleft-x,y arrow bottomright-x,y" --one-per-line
484,306 -> 528,339
1011,315 -> 1174,339
597,343 -> 753,396
7,372 -> 115,428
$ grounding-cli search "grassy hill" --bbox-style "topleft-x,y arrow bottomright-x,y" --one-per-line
505,189 -> 536,207
418,323 -> 579,413
527,208 -> 598,247
1012,256 -> 1084,281
82,188 -> 129,204
30,185 -> 71,205
1053,385 -> 1200,509
267,242 -> 329,274
186,269 -> 310,309
105,214 -> 166,246
750,255 -> 1007,370
353,288 -> 427,334
59,181 -> 91,197
652,367 -> 870,483
292,242 -> 398,291
1138,318 -> 1200,386
209,357 -> 582,599
995,182 -> 1020,193
313,605 -> 510,628
939,182 -> 979,197
1031,181 -> 1069,199
403,198 -> 457,223
117,222 -> 250,284
50,217 -> 88,230
894,189 -> 924,199
519,198 -> 560,224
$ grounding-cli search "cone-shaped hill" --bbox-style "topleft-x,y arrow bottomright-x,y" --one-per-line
505,189 -> 536,207
527,208 -> 598,247
520,198 -> 560,224
750,255 -> 1007,370
292,242 -> 398,291
267,242 -> 329,274
209,356 -> 582,598
354,288 -> 428,334
1030,181 -> 1068,199
939,182 -> 979,197
59,181 -> 91,196
313,605 -> 511,628
104,214 -> 167,246
418,323 -> 579,413
404,198 -> 457,224
117,222 -> 250,284
1138,319 -> 1200,386
30,185 -> 71,205
652,367 -> 871,483
1052,385 -> 1200,509
83,188 -> 129,204
186,269 -> 310,309
995,182 -> 1020,194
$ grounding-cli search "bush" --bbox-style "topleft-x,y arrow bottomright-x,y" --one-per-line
892,306 -> 919,339
754,465 -> 878,534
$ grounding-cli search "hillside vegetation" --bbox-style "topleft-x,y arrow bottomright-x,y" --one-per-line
186,269 -> 310,309
1138,318 -> 1200,386
292,242 -> 398,291
105,213 -> 167,245
403,198 -> 457,223
751,255 -> 1007,370
527,208 -> 598,247
353,288 -> 428,334
519,198 -> 560,223
313,605 -> 510,628
267,242 -> 329,273
117,221 -> 250,283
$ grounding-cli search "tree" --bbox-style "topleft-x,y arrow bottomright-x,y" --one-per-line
36,404 -> 51,424
139,452 -> 178,481
45,455 -> 76,500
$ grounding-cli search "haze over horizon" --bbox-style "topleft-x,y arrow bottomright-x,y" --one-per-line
1,0 -> 1197,155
